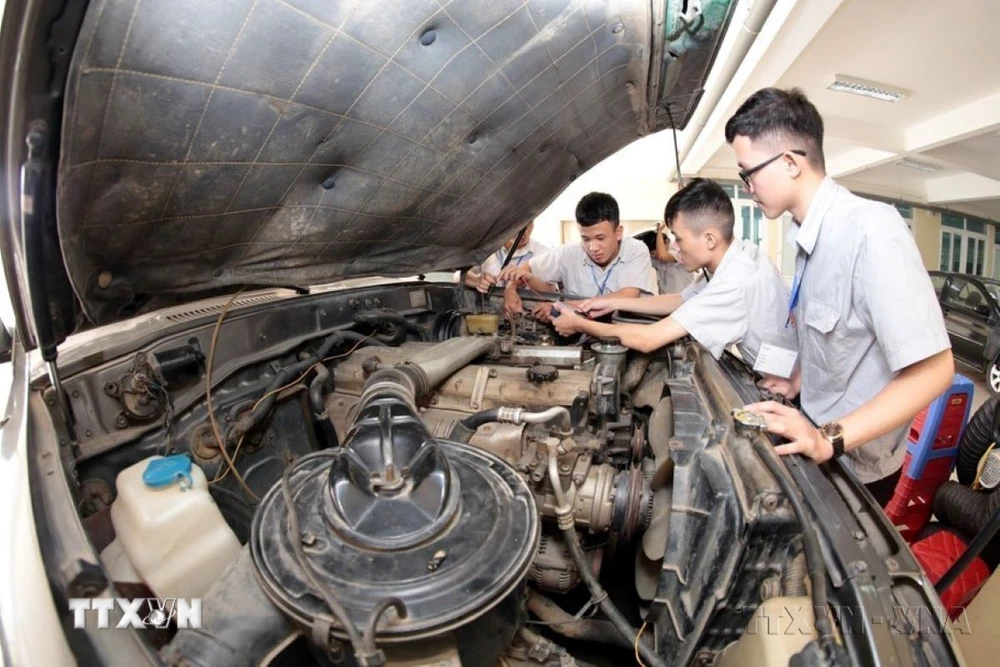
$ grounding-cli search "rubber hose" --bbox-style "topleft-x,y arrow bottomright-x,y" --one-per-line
309,364 -> 330,416
956,396 -> 1000,486
229,331 -> 381,443
353,310 -> 425,343
782,552 -> 807,597
449,409 -> 503,443
526,592 -> 632,649
560,525 -> 664,667
933,480 -> 1000,540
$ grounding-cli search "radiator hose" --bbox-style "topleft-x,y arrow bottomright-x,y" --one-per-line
956,396 -> 1000,487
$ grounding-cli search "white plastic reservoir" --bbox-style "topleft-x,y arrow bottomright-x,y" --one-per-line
100,454 -> 241,600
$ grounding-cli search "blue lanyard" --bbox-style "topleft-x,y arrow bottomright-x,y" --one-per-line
786,255 -> 808,328
590,263 -> 615,296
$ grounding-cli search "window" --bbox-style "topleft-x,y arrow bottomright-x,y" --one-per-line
929,273 -> 946,298
983,281 -> 1000,305
940,215 -> 989,277
738,205 -> 764,246
951,279 -> 991,315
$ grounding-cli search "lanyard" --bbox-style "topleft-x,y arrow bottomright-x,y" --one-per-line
496,249 -> 531,267
590,263 -> 615,296
786,254 -> 808,328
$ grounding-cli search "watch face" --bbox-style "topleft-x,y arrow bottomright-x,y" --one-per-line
822,422 -> 843,439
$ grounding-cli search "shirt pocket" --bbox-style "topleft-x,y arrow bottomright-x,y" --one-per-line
803,300 -> 850,384
804,301 -> 840,333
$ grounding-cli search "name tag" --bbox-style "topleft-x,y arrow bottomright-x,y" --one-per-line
753,342 -> 798,379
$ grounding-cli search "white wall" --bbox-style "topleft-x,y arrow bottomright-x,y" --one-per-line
532,130 -> 680,247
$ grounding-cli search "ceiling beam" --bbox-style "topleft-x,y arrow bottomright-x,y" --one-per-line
904,90 -> 1000,153
827,146 -> 899,178
925,173 -> 1000,204
922,144 -> 1000,182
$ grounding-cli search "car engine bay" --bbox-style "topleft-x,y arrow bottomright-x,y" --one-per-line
44,282 -> 825,666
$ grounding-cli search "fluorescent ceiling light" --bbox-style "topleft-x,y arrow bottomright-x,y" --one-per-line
827,75 -> 907,103
896,158 -> 940,173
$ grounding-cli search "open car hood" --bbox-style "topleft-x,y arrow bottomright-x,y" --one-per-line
55,0 -> 735,323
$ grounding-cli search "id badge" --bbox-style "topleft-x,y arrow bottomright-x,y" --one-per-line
752,332 -> 798,379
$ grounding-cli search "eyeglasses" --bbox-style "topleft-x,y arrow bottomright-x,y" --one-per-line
738,150 -> 807,189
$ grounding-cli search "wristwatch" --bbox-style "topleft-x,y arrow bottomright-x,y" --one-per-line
820,422 -> 845,459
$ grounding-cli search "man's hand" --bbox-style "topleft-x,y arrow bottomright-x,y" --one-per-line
578,296 -> 620,318
757,371 -> 801,400
551,306 -> 585,336
742,401 -> 833,462
503,287 -> 523,318
499,264 -> 531,285
531,302 -> 556,323
475,272 -> 498,294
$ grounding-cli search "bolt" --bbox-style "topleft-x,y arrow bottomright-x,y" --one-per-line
612,23 -> 624,34
71,390 -> 80,398
430,396 -> 439,406
886,557 -> 899,572
559,463 -> 571,473
427,550 -> 447,571
488,369 -> 498,378
115,414 -> 129,428
572,474 -> 584,485
45,394 -> 56,406
259,334 -> 267,342
851,561 -> 868,575
84,429 -> 93,438
762,493 -> 779,511
301,532 -> 317,547
471,402 -> 479,409
268,432 -> 275,441
853,531 -> 866,541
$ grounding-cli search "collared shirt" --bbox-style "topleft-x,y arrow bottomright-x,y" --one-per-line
670,238 -> 791,365
530,236 -> 655,298
480,239 -> 550,278
652,257 -> 694,295
789,177 -> 950,483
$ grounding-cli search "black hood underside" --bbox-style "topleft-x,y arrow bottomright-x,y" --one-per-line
57,0 -> 734,323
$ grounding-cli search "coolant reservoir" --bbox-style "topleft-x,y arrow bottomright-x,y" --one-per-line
103,455 -> 241,599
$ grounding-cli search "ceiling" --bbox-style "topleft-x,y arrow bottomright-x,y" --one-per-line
683,0 -> 1000,222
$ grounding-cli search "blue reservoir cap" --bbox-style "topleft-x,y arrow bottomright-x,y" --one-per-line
142,454 -> 194,489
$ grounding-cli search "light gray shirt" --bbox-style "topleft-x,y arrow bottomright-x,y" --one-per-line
530,236 -> 655,298
652,257 -> 694,295
789,177 -> 951,483
671,238 -> 792,366
480,238 -> 550,276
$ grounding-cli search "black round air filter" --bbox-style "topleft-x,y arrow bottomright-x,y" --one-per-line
250,442 -> 538,659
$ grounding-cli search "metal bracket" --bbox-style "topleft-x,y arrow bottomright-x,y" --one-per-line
470,366 -> 490,410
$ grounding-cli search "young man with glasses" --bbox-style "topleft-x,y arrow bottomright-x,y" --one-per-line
726,87 -> 953,505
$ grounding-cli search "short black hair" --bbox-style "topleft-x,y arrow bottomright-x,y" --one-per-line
724,87 -> 825,171
663,178 -> 734,241
576,192 -> 619,227
633,229 -> 661,252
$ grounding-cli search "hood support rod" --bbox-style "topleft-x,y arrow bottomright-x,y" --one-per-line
21,121 -> 74,434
